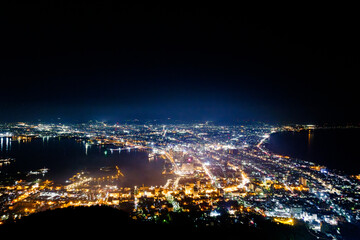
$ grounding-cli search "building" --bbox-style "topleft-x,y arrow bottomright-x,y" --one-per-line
299,177 -> 307,186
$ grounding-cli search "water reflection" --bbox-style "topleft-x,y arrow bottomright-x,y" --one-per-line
307,130 -> 314,147
0,137 -> 11,152
0,137 -> 167,186
267,129 -> 360,175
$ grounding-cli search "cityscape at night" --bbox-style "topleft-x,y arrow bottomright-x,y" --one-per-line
0,3 -> 359,239
0,121 -> 359,239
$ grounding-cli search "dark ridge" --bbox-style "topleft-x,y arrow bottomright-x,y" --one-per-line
0,206 -> 318,239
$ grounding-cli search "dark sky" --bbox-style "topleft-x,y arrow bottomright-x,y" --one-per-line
0,3 -> 358,123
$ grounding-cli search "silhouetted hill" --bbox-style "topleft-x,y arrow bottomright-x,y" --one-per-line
0,206 -> 317,239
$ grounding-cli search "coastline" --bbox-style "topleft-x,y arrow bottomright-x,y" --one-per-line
262,127 -> 360,175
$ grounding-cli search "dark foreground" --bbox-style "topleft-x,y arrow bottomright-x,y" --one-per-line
0,206 -> 319,239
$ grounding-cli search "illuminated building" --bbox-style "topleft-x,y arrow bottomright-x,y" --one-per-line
299,177 -> 307,186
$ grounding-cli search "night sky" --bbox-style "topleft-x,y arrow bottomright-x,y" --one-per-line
0,3 -> 358,123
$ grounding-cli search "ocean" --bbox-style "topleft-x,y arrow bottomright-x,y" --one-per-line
266,128 -> 360,175
0,137 -> 166,186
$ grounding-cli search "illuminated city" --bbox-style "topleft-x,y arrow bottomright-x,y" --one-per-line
0,122 -> 359,238
1,3 -> 359,239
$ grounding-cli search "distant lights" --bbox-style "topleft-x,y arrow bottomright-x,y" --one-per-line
210,210 -> 221,217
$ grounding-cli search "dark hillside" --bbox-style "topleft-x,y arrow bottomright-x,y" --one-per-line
0,206 -> 317,239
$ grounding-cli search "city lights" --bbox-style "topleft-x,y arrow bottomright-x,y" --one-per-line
0,121 -> 359,239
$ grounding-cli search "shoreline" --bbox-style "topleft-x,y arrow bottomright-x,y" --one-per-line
261,128 -> 360,175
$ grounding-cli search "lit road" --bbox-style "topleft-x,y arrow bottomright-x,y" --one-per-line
164,152 -> 180,174
193,156 -> 220,188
